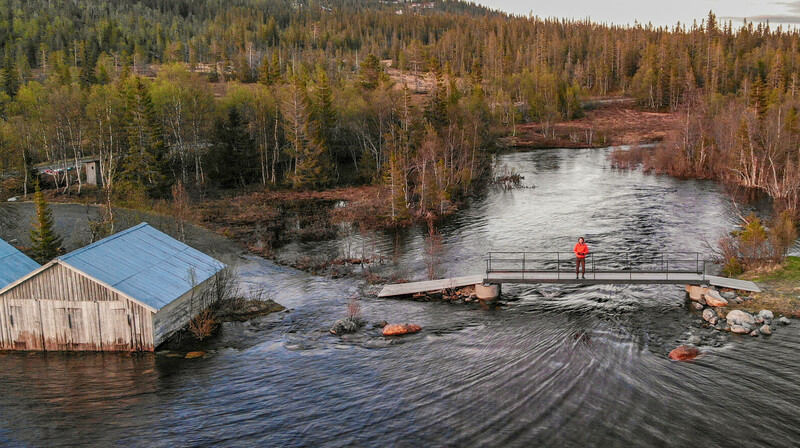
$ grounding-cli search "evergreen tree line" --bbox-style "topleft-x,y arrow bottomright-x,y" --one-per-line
3,1 -> 800,220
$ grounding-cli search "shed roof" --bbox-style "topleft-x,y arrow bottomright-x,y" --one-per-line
58,223 -> 225,310
0,239 -> 40,289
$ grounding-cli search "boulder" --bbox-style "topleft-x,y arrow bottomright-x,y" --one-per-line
730,325 -> 751,334
185,351 -> 206,359
383,323 -> 422,336
779,317 -> 791,325
755,315 -> 765,324
721,291 -> 737,300
692,302 -> 704,311
669,345 -> 700,361
749,330 -> 759,337
758,310 -> 774,320
686,285 -> 705,301
702,308 -> 717,323
330,317 -> 362,335
703,289 -> 729,307
759,325 -> 772,336
727,310 -> 755,326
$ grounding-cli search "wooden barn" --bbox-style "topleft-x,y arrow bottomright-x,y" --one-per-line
0,223 -> 226,352
0,238 -> 40,290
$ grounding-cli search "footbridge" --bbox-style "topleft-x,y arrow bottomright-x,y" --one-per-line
378,251 -> 761,299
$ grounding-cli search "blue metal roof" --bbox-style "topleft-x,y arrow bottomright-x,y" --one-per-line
58,223 -> 225,310
0,239 -> 40,289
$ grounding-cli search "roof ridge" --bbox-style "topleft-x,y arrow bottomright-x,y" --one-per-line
59,222 -> 151,261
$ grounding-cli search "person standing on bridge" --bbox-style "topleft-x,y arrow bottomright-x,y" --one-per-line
574,237 -> 589,279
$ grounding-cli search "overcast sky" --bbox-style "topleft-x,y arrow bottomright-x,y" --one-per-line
475,0 -> 800,28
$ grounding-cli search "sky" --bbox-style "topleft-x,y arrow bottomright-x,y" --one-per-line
475,0 -> 800,28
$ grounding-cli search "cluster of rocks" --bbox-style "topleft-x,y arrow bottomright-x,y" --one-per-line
330,318 -> 422,337
155,349 -> 213,359
686,285 -> 791,338
411,285 -> 480,303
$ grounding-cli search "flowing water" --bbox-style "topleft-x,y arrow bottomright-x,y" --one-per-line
1,148 -> 799,447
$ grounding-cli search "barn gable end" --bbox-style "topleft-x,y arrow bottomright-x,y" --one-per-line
0,262 -> 155,351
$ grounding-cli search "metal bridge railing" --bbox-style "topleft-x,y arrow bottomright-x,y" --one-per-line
485,251 -> 707,280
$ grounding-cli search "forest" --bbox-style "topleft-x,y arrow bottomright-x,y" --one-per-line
0,0 -> 799,227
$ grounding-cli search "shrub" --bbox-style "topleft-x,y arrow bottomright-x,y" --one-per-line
722,256 -> 744,277
347,298 -> 362,321
189,309 -> 216,340
768,210 -> 798,260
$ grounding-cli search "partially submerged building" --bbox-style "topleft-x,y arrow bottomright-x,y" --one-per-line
0,223 -> 226,352
0,239 -> 40,290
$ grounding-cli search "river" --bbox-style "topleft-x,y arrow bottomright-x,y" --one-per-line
1,147 -> 798,447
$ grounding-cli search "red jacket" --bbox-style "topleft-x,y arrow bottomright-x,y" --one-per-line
574,242 -> 589,258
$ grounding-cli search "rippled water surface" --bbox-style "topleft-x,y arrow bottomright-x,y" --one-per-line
1,148 -> 799,447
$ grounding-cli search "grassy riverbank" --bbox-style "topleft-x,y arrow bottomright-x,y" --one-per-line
732,257 -> 800,318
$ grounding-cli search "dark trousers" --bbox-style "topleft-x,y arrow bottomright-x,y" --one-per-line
576,257 -> 586,275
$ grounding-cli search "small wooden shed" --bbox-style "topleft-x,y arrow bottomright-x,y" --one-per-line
0,223 -> 225,352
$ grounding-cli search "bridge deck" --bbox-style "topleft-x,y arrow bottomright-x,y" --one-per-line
378,275 -> 485,298
378,271 -> 760,298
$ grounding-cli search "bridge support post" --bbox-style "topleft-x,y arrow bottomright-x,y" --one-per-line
475,283 -> 501,301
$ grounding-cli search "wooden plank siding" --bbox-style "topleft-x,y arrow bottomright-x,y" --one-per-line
153,279 -> 214,347
0,263 -> 155,352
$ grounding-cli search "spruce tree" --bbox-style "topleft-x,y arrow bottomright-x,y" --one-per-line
29,183 -> 63,263
258,57 -> 273,85
314,68 -> 336,145
122,76 -> 169,197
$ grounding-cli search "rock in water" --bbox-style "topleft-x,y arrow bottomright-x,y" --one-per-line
758,310 -> 774,320
759,325 -> 772,335
692,302 -> 704,311
330,317 -> 362,335
727,310 -> 755,326
185,351 -> 206,359
669,345 -> 700,361
688,336 -> 702,345
702,308 -> 717,323
749,330 -> 759,337
382,323 -> 422,336
703,289 -> 729,307
686,285 -> 705,301
730,325 -> 750,334
779,317 -> 791,325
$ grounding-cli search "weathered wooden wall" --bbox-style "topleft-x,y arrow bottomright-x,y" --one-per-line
0,263 -> 154,351
153,277 -> 216,347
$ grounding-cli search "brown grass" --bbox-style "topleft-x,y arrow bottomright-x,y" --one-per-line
511,101 -> 680,149
727,294 -> 800,318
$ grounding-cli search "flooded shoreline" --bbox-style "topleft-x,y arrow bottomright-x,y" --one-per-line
1,147 -> 799,447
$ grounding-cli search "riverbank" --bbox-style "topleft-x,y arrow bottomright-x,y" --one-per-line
732,257 -> 800,318
506,100 -> 679,150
